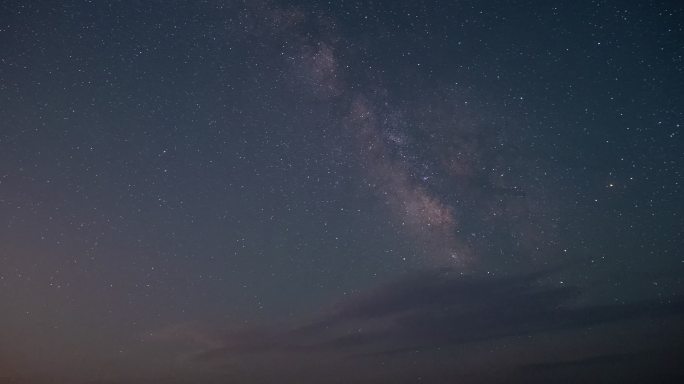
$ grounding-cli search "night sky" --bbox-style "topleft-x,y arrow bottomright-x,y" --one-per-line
1,1 -> 683,383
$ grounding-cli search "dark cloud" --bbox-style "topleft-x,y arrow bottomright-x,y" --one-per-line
194,267 -> 684,361
515,348 -> 684,384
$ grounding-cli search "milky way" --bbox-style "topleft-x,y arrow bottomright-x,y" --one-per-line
264,5 -> 527,266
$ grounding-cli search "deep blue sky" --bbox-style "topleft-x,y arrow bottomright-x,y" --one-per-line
1,1 -> 682,383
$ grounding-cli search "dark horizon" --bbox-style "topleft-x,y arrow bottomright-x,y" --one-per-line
1,0 -> 683,383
